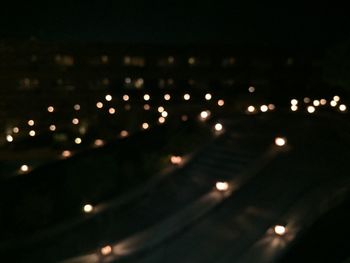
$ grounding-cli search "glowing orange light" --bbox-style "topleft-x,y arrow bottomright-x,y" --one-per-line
170,155 -> 182,165
47,106 -> 54,113
217,99 -> 225,106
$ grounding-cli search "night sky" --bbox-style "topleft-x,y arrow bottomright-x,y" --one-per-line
1,1 -> 349,47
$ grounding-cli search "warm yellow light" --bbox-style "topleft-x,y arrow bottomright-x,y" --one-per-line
248,86 -> 255,93
74,104 -> 81,111
184,94 -> 190,100
200,110 -> 210,120
247,106 -> 255,113
47,106 -> 54,113
339,104 -> 347,112
83,204 -> 93,213
215,123 -> 223,131
291,99 -> 298,105
29,130 -> 36,137
188,57 -> 195,64
215,181 -> 229,191
205,93 -> 212,100
320,99 -> 327,105
105,94 -> 112,101
161,111 -> 168,117
291,105 -> 298,111
217,99 -> 225,106
142,122 -> 149,130
6,135 -> 13,142
307,106 -> 315,113
94,139 -> 104,147
143,104 -> 150,110
304,97 -> 310,103
157,106 -> 165,113
109,108 -> 116,114
170,155 -> 182,165
120,130 -> 128,137
72,118 -> 79,125
75,137 -> 82,144
123,94 -> 129,101
260,105 -> 268,112
158,117 -> 166,124
96,102 -> 103,109
313,100 -> 320,107
101,245 -> 112,256
20,164 -> 29,173
164,94 -> 171,101
333,95 -> 340,102
143,94 -> 150,101
181,115 -> 188,121
62,150 -> 72,158
49,124 -> 56,131
330,100 -> 337,107
28,120 -> 35,126
274,225 -> 286,236
12,127 -> 19,133
275,137 -> 286,146
268,104 -> 276,110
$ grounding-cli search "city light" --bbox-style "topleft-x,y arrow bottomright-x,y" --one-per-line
307,106 -> 315,113
74,104 -> 81,111
339,104 -> 347,112
157,106 -> 165,113
275,137 -> 286,146
200,110 -> 210,120
320,99 -> 327,105
291,99 -> 298,105
101,245 -> 112,256
274,225 -> 287,236
120,130 -> 128,138
330,100 -> 337,107
161,111 -> 168,117
105,94 -> 112,101
143,104 -> 150,110
143,94 -> 150,101
217,99 -> 225,106
94,139 -> 104,147
214,123 -> 223,131
333,95 -> 340,102
142,122 -> 149,130
291,105 -> 298,111
47,106 -> 54,113
20,164 -> 29,173
205,93 -> 212,100
49,124 -> 56,131
248,86 -> 255,93
12,127 -> 19,133
28,120 -> 35,126
260,105 -> 268,112
83,204 -> 93,213
123,94 -> 129,101
304,97 -> 311,103
158,117 -> 166,124
183,93 -> 190,100
170,155 -> 182,165
109,108 -> 116,114
62,150 -> 72,158
72,118 -> 79,125
164,94 -> 171,101
75,137 -> 82,144
313,100 -> 320,107
247,106 -> 255,113
268,104 -> 276,110
6,135 -> 13,142
215,181 -> 229,191
29,130 -> 36,137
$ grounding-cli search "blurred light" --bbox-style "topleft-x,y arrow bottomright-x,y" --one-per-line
96,102 -> 103,109
330,100 -> 337,107
12,127 -> 19,133
274,225 -> 286,236
320,99 -> 327,105
105,94 -> 112,101
101,245 -> 112,256
124,104 -> 131,111
205,93 -> 212,100
123,94 -> 129,101
6,135 -> 13,142
291,99 -> 298,105
170,155 -> 182,165
29,130 -> 36,137
161,111 -> 168,117
260,105 -> 268,112
216,181 -> 229,191
158,117 -> 166,124
20,164 -> 29,173
94,139 -> 104,147
291,105 -> 298,111
109,108 -> 116,114
215,123 -> 223,131
268,104 -> 276,110
181,115 -> 188,121
313,100 -> 320,107
188,57 -> 195,65
62,150 -> 72,158
339,104 -> 347,112
142,122 -> 149,130
217,99 -> 225,106
120,130 -> 128,137
164,94 -> 171,101
49,124 -> 56,131
307,106 -> 316,113
143,94 -> 150,101
183,94 -> 190,100
47,106 -> 54,113
72,118 -> 79,125
200,110 -> 210,120
75,137 -> 82,144
333,95 -> 340,102
275,137 -> 286,146
248,86 -> 255,93
74,104 -> 81,111
304,97 -> 311,103
143,104 -> 150,110
83,204 -> 93,213
247,106 -> 255,113
158,106 -> 165,113
28,120 -> 35,126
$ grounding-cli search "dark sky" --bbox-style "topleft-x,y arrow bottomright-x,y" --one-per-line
1,1 -> 349,47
